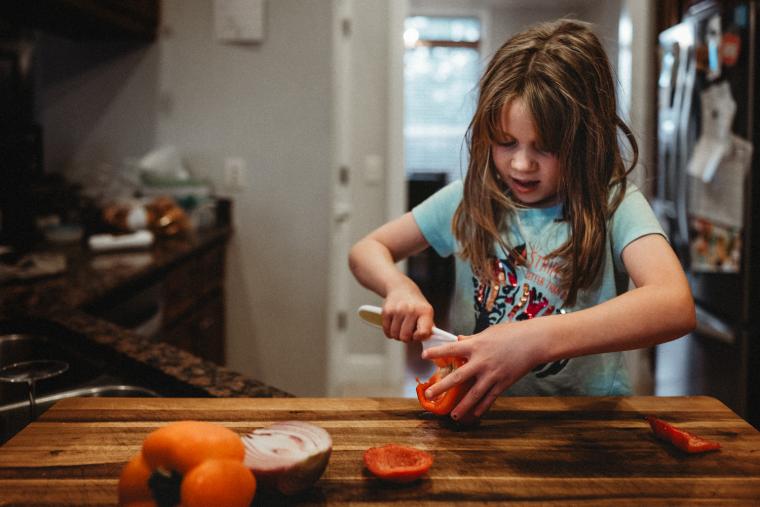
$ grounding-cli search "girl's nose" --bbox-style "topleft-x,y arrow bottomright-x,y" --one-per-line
512,148 -> 534,171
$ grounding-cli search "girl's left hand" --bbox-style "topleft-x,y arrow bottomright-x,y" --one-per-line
420,320 -> 546,420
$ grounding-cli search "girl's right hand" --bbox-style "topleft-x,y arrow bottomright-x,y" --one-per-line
381,285 -> 434,343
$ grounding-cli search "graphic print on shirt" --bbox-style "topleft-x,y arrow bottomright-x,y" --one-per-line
472,245 -> 524,334
472,244 -> 569,378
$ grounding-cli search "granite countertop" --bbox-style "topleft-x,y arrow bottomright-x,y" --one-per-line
0,227 -> 291,398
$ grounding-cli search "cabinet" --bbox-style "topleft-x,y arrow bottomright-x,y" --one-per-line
161,244 -> 227,365
85,238 -> 229,365
0,0 -> 159,41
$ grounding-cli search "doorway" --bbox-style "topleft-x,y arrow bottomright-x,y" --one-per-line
401,13 -> 483,394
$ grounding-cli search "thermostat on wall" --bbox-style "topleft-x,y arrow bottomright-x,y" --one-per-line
214,0 -> 265,43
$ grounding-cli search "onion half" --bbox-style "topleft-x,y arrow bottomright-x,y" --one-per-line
241,421 -> 332,495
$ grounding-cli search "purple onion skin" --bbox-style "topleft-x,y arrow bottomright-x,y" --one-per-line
242,422 -> 332,495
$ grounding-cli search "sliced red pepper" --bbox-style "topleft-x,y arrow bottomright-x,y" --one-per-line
363,444 -> 433,483
415,356 -> 467,415
646,416 -> 721,453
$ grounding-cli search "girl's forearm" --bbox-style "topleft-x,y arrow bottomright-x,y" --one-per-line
348,238 -> 421,298
530,285 -> 696,365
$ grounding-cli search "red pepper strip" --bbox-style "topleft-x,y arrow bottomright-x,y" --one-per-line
363,444 -> 433,483
415,356 -> 466,415
646,416 -> 721,453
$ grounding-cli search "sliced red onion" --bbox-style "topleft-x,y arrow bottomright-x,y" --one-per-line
242,421 -> 332,495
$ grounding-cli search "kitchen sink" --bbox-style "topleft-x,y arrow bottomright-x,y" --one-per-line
0,383 -> 159,445
0,318 -> 163,444
0,383 -> 158,414
0,332 -> 106,404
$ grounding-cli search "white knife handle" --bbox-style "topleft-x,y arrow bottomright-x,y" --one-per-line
357,305 -> 457,344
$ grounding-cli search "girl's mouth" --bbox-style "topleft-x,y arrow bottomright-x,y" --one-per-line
509,177 -> 539,194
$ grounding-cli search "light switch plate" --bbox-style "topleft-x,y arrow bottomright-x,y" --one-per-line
364,154 -> 383,185
224,157 -> 247,190
214,0 -> 265,43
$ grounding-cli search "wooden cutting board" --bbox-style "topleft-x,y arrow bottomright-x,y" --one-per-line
0,396 -> 759,505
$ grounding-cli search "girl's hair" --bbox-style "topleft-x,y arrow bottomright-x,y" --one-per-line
453,18 -> 637,307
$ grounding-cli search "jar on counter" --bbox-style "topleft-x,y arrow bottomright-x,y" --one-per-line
102,197 -> 190,237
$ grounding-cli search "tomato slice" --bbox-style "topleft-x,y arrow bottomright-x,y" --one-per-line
646,416 -> 721,453
363,444 -> 433,483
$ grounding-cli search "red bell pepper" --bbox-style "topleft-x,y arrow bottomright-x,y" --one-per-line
415,356 -> 467,416
646,416 -> 721,453
363,444 -> 433,483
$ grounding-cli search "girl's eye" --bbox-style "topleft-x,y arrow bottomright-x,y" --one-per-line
497,140 -> 516,148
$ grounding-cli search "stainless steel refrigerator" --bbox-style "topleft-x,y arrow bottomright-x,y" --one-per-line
655,0 -> 760,428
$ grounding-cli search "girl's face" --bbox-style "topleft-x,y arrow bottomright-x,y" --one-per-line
491,98 -> 561,208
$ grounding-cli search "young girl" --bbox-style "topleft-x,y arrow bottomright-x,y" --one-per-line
349,19 -> 695,421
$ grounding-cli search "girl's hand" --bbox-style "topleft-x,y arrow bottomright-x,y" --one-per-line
348,212 -> 438,344
381,285 -> 434,343
420,319 -> 547,419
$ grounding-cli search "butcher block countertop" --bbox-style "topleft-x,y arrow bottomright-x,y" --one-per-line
1,396 -> 759,505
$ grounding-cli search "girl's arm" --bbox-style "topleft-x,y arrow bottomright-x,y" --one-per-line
348,212 -> 436,341
422,233 -> 696,420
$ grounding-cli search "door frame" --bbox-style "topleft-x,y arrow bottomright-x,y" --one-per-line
326,0 -> 408,396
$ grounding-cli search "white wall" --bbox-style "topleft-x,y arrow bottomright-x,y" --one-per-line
158,0 -> 333,396
39,0 -> 335,396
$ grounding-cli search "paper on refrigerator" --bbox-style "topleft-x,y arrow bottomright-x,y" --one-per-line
687,82 -> 736,183
688,135 -> 752,273
690,217 -> 742,272
689,134 -> 752,229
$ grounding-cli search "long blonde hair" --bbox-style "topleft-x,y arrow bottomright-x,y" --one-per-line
452,19 -> 637,306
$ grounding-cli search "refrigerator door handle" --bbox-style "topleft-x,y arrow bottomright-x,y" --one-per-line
675,29 -> 697,259
695,305 -> 736,345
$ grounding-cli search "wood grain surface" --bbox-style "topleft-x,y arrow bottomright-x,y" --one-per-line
0,396 -> 758,505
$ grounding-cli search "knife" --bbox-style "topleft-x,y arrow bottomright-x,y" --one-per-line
357,304 -> 458,351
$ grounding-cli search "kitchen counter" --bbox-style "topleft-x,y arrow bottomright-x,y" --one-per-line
0,227 -> 290,399
0,395 -> 758,505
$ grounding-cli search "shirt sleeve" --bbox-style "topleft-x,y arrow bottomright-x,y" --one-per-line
411,180 -> 463,257
610,183 -> 667,273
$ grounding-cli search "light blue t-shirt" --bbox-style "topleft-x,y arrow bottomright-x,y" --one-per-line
411,180 -> 665,396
